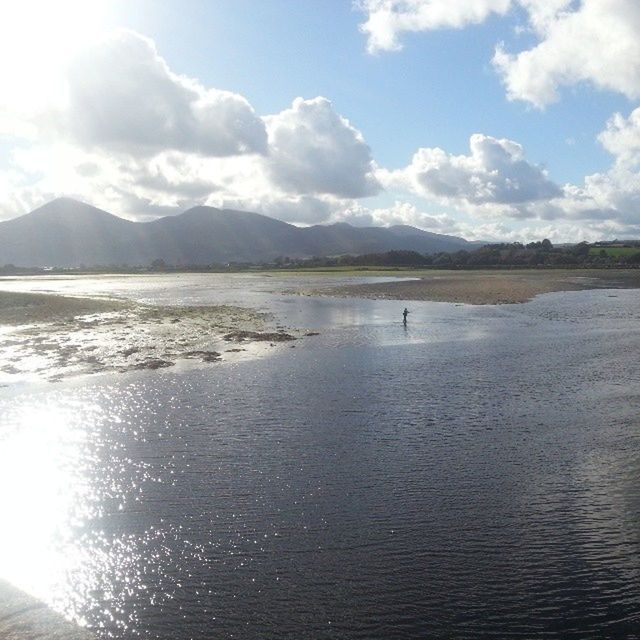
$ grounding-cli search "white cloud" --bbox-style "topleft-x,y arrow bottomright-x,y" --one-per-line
0,29 -> 268,160
581,166 -> 640,223
64,30 -> 267,157
370,123 -> 640,238
387,133 -> 560,206
358,0 -> 512,53
494,0 -> 640,107
332,200 -> 461,231
598,107 -> 640,166
359,1 -> 640,108
451,164 -> 640,229
264,97 -> 380,198
454,220 -> 613,243
0,169 -> 56,222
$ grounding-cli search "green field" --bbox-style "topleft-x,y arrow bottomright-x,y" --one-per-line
588,247 -> 640,257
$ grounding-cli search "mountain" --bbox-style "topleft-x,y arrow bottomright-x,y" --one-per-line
0,198 -> 149,267
144,206 -> 305,265
0,198 -> 475,267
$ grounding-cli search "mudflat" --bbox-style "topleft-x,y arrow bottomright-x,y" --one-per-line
0,290 -> 300,383
0,290 -> 128,325
316,269 -> 640,305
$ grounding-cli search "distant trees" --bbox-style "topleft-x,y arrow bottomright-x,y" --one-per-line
266,238 -> 640,270
150,258 -> 168,271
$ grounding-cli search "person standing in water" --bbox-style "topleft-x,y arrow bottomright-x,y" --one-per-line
403,308 -> 410,325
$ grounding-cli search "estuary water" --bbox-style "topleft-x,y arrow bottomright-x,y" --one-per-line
1,274 -> 640,639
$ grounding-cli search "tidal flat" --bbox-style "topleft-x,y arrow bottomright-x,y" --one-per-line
0,290 -> 299,384
310,268 -> 640,304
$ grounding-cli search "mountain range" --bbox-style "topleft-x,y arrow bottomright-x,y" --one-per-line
0,198 -> 478,268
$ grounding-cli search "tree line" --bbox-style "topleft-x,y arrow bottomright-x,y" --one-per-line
268,241 -> 640,269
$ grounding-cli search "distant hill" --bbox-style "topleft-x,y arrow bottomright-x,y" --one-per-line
0,198 -> 476,267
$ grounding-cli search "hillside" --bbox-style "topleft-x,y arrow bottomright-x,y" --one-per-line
0,198 -> 474,267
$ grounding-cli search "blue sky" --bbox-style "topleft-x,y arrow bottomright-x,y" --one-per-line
2,0 -> 640,242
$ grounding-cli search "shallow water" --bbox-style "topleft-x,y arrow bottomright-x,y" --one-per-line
1,275 -> 640,638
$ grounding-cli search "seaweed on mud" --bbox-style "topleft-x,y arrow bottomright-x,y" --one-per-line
183,350 -> 222,362
223,330 -> 296,342
121,347 -> 140,357
128,359 -> 175,371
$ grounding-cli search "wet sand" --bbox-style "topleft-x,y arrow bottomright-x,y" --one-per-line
314,269 -> 640,305
0,291 -> 301,384
0,291 -> 129,325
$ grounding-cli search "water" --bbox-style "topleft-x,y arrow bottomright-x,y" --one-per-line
1,275 -> 640,638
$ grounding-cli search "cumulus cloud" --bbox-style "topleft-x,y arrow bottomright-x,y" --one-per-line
528,110 -> 640,229
358,0 -> 512,53
264,97 -> 380,199
64,30 -> 267,156
334,200 -> 462,231
448,164 -> 640,229
387,133 -> 561,206
580,167 -> 640,223
455,219 -> 617,243
598,107 -> 640,166
359,1 -> 640,108
502,110 -> 640,228
370,125 -> 640,237
494,0 -> 640,107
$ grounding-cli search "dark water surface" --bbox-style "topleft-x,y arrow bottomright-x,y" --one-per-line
1,277 -> 640,639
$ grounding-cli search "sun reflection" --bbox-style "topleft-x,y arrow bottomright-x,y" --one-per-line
0,391 -> 199,635
0,403 -> 93,602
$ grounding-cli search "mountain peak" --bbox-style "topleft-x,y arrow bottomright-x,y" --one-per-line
50,196 -> 86,205
168,205 -> 295,230
180,205 -> 222,217
0,198 -> 473,267
26,197 -> 119,221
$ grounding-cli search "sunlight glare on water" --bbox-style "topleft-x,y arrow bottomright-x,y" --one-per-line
0,402 -> 98,612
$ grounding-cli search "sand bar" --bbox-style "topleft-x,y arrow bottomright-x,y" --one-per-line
313,269 -> 640,305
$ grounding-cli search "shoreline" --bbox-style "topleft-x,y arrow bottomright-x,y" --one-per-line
0,579 -> 94,639
0,291 -> 305,385
309,269 -> 640,305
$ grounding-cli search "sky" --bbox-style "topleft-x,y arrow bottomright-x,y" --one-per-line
2,0 -> 640,242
